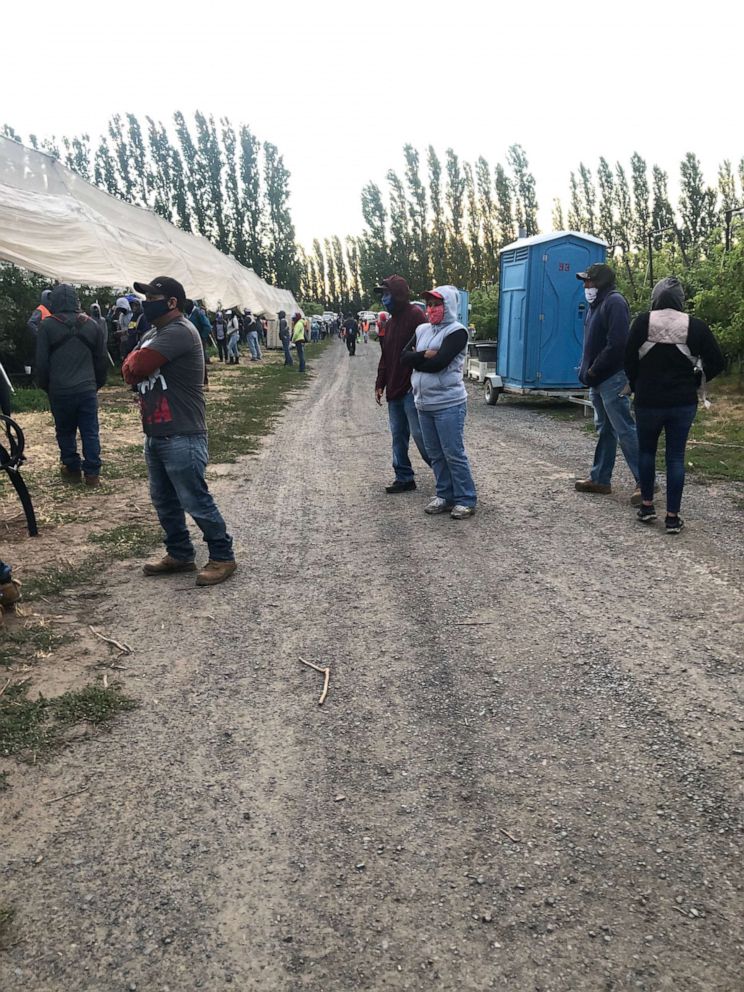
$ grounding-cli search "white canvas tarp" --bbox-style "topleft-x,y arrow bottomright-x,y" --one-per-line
0,135 -> 300,316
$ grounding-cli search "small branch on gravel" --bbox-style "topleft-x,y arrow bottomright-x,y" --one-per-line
499,828 -> 520,843
299,656 -> 331,706
0,677 -> 11,698
44,787 -> 89,805
454,621 -> 497,627
89,626 -> 132,656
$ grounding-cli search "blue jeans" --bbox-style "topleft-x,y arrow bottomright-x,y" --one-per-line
589,371 -> 639,486
144,433 -> 234,562
418,402 -> 476,507
295,341 -> 306,372
246,331 -> 262,360
50,391 -> 101,476
387,390 -> 431,482
635,404 -> 697,514
227,335 -> 239,361
282,339 -> 293,365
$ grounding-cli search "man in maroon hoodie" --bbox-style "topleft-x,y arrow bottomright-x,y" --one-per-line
374,275 -> 431,493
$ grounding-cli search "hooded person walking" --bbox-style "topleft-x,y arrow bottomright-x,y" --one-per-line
624,276 -> 725,534
35,284 -> 108,485
401,285 -> 476,519
278,310 -> 293,366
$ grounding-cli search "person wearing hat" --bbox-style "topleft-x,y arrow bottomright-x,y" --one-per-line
374,275 -> 430,493
122,276 -> 237,586
292,311 -> 307,372
624,276 -> 724,534
401,285 -> 476,519
575,262 -> 641,504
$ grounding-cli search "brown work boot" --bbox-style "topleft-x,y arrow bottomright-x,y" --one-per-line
143,555 -> 197,576
575,478 -> 612,495
84,474 -> 100,487
195,560 -> 237,586
0,579 -> 21,614
60,464 -> 82,483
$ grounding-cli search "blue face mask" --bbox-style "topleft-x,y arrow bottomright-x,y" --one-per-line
382,292 -> 393,310
142,299 -> 171,322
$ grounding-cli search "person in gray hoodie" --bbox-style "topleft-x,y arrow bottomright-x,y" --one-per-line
35,284 -> 108,485
401,285 -> 476,519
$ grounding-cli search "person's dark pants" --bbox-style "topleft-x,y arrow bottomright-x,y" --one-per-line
295,341 -> 306,372
635,404 -> 697,515
50,390 -> 101,476
216,338 -> 228,362
282,339 -> 293,366
144,433 -> 234,562
387,390 -> 431,482
202,340 -> 209,385
347,336 -> 356,356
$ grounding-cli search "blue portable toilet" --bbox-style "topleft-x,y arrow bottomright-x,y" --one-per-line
496,231 -> 607,391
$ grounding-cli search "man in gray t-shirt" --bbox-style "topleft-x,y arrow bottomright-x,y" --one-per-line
122,276 -> 237,587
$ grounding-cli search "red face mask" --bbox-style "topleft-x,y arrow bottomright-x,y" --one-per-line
426,303 -> 445,325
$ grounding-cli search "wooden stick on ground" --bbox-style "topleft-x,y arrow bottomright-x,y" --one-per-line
89,626 -> 132,655
299,657 -> 331,706
44,787 -> 89,805
0,678 -> 11,698
499,827 -> 520,843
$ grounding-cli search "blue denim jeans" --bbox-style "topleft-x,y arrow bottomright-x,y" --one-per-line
589,370 -> 640,486
282,339 -> 293,365
635,404 -> 697,514
387,390 -> 431,482
144,433 -> 234,562
50,390 -> 101,476
295,341 -> 306,372
246,331 -> 262,360
418,402 -> 476,507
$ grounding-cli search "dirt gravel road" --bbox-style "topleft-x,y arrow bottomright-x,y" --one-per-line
2,340 -> 743,991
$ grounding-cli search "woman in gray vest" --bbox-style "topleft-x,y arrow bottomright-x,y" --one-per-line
401,286 -> 476,519
624,277 -> 724,534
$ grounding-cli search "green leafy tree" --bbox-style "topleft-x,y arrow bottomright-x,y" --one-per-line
324,237 -> 338,309
551,198 -> 565,231
577,163 -> 596,235
476,157 -> 498,281
387,169 -> 412,281
464,162 -> 482,288
312,239 -> 327,303
239,124 -> 264,275
613,163 -> 634,248
263,142 -> 299,292
718,159 -> 738,212
445,149 -> 469,285
174,111 -> 209,236
346,236 -> 363,310
567,171 -> 583,231
403,144 -> 429,291
597,157 -> 615,243
679,151 -> 713,247
507,144 -> 539,235
427,147 -> 448,284
630,152 -> 650,246
651,165 -> 675,234
494,164 -> 514,246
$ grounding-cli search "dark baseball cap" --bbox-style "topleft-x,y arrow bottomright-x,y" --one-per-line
576,263 -> 614,285
133,276 -> 187,308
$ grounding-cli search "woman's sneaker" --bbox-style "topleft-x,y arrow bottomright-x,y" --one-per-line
665,515 -> 685,534
636,504 -> 657,524
425,497 -> 454,514
450,505 -> 476,520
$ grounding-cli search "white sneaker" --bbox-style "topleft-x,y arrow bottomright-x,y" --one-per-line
425,497 -> 454,515
450,504 -> 476,519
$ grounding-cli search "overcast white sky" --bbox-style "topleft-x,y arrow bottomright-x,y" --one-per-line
3,0 -> 741,248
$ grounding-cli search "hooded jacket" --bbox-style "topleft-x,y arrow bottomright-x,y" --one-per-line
35,284 -> 108,396
624,277 -> 725,408
401,286 -> 468,411
374,276 -> 426,401
278,310 -> 290,342
578,284 -> 630,386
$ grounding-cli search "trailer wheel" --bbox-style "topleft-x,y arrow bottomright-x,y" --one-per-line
484,380 -> 502,406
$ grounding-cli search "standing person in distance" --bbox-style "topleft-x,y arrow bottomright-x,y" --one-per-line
574,263 -> 641,504
374,275 -> 430,494
401,286 -> 476,519
278,310 -> 293,366
245,311 -> 263,362
292,312 -> 307,372
343,313 -> 359,356
213,310 -> 228,363
227,310 -> 241,365
122,276 -> 237,586
185,299 -> 213,387
625,277 -> 725,534
35,284 -> 108,486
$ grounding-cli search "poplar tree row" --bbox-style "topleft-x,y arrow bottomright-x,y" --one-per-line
1,116 -> 301,294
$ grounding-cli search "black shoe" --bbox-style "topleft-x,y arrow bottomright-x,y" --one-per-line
385,480 -> 416,494
636,504 -> 657,524
665,514 -> 684,534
